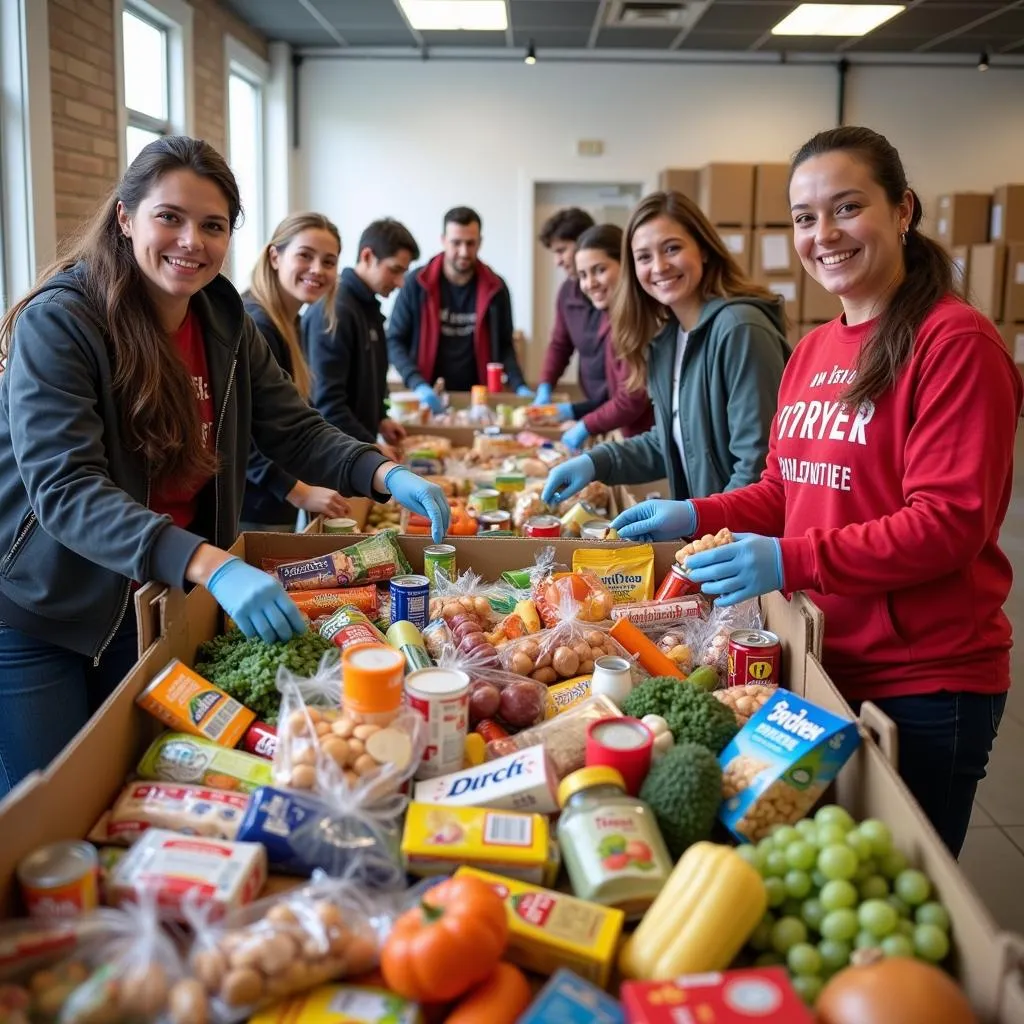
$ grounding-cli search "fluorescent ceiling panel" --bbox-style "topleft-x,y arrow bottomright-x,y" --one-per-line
399,1 -> 508,31
772,4 -> 905,37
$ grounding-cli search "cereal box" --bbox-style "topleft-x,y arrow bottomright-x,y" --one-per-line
401,804 -> 557,884
520,969 -> 623,1023
718,690 -> 860,843
621,968 -> 814,1023
456,869 -> 624,990
136,660 -> 254,747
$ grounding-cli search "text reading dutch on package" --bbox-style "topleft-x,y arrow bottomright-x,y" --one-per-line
718,690 -> 860,843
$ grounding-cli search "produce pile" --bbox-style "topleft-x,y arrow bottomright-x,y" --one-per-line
1,532 -> 978,1024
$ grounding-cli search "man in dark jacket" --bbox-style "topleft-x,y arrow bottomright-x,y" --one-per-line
303,219 -> 419,459
386,207 -> 531,411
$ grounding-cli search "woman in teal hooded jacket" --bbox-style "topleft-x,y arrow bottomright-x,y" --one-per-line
543,190 -> 789,505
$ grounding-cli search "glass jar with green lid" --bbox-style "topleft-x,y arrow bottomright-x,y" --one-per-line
556,766 -> 673,919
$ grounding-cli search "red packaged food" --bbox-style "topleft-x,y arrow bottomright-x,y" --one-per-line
727,629 -> 782,689
653,563 -> 701,601
289,586 -> 379,619
241,721 -> 278,760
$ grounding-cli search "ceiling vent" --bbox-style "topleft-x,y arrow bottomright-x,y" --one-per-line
605,1 -> 709,30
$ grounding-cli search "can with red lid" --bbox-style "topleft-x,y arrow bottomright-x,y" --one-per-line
727,629 -> 782,688
242,721 -> 278,760
523,514 -> 562,538
653,563 -> 701,601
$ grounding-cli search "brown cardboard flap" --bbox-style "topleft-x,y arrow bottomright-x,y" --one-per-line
858,700 -> 899,768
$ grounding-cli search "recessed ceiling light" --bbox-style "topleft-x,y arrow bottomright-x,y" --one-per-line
771,4 -> 905,37
399,1 -> 508,31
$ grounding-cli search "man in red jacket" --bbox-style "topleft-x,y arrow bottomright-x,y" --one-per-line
386,207 -> 531,410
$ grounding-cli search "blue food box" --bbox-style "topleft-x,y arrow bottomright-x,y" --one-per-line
518,968 -> 623,1024
718,690 -> 860,843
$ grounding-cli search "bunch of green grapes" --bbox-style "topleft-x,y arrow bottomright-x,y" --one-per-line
737,804 -> 952,1005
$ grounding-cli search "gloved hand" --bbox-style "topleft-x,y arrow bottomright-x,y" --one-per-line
206,556 -> 306,645
385,466 -> 451,543
515,385 -> 534,398
562,420 -> 590,451
683,533 -> 784,606
533,382 -> 553,406
414,383 -> 444,415
555,403 -> 575,422
610,499 -> 697,542
541,455 -> 595,506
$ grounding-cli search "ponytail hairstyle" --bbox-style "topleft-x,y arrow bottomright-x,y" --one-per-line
248,212 -> 341,400
0,135 -> 240,485
789,126 -> 954,406
612,190 -> 782,392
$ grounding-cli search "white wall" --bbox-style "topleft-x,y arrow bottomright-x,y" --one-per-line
297,58 -> 1024,343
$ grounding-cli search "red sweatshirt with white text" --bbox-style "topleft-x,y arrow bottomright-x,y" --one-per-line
691,297 -> 1022,701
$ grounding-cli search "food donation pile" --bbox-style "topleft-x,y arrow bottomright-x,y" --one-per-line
1,528 -> 977,1024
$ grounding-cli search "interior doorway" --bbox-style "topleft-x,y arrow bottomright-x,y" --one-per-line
529,180 -> 644,385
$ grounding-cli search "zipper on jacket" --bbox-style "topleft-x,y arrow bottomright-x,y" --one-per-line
1,511 -> 38,576
93,476 -> 150,666
213,358 -> 237,548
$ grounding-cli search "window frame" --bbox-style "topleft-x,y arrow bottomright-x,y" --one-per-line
224,35 -> 270,287
115,0 -> 194,172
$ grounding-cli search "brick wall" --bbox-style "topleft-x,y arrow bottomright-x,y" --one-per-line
47,0 -> 268,248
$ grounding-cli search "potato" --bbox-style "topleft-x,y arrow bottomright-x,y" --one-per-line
258,933 -> 297,975
499,680 -> 545,727
535,650 -> 553,669
584,630 -> 606,647
531,667 -> 558,685
353,753 -> 379,775
472,596 -> 492,618
572,640 -> 592,662
352,723 -> 381,741
285,709 -> 309,736
589,645 -> 607,663
168,979 -> 209,1024
314,720 -> 331,737
551,645 -> 580,678
579,659 -> 594,675
509,650 -> 534,676
220,967 -> 264,1007
520,639 -> 541,660
120,963 -> 167,1018
469,682 -> 501,723
330,716 -> 356,739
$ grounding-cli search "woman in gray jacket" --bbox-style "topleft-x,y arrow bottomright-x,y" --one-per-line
0,136 -> 448,796
543,190 -> 789,507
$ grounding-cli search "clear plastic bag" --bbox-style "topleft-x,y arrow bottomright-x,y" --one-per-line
655,599 -> 762,684
428,568 -> 504,626
532,569 -> 615,628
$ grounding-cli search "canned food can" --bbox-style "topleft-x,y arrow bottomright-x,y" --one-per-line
423,543 -> 457,589
471,384 -> 489,406
468,489 -> 500,513
322,517 -> 358,535
495,472 -> 525,493
523,514 -> 562,538
242,721 -> 278,760
386,620 -> 433,673
405,667 -> 471,778
486,362 -> 504,393
390,574 -> 430,629
319,604 -> 387,650
727,629 -> 782,688
653,563 -> 702,601
17,841 -> 99,920
475,719 -> 510,744
581,518 -> 613,540
477,510 -> 512,533
559,501 -> 599,534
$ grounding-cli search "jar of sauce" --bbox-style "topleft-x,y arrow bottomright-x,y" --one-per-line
556,766 -> 672,919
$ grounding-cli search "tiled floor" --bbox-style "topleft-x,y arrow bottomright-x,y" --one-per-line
959,428 -> 1024,933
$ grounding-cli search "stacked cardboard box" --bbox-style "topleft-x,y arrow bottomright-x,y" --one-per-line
656,167 -> 699,202
699,163 -> 754,275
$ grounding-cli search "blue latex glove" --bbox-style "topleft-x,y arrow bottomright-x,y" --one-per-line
414,383 -> 444,415
562,420 -> 590,451
533,382 -> 553,406
515,385 -> 534,398
385,466 -> 450,543
555,403 -> 575,422
541,454 -> 595,506
206,556 -> 306,645
610,499 -> 697,542
684,533 -> 784,606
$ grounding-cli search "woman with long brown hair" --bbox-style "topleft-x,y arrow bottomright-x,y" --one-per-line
543,190 -> 789,507
240,213 -> 350,531
0,136 -> 449,796
612,127 -> 1023,857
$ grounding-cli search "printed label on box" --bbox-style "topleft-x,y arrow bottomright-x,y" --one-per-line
761,234 -> 791,272
718,690 -> 860,843
768,280 -> 797,303
992,203 -> 1004,239
1015,261 -> 1024,285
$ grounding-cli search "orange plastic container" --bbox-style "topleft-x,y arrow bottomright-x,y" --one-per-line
341,642 -> 406,724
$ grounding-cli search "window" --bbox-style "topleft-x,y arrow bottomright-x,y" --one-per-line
117,0 -> 192,170
225,37 -> 269,289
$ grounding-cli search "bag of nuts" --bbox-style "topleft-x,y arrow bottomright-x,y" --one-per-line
427,568 -> 507,627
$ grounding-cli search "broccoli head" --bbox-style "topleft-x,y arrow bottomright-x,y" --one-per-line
639,742 -> 722,858
622,676 -> 739,754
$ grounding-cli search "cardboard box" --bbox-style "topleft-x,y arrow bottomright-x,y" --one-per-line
968,243 -> 1007,320
997,323 -> 1024,364
990,184 -> 1024,243
762,275 -> 802,326
1002,243 -> 1024,321
657,167 -> 699,200
699,163 -> 754,226
800,271 -> 844,323
753,228 -> 798,278
754,163 -> 792,226
717,228 -> 752,274
951,244 -> 971,297
936,192 -> 991,248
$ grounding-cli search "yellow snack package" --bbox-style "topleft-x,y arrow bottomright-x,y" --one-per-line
572,544 -> 656,604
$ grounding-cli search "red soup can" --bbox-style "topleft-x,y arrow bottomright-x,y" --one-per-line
486,362 -> 504,392
242,721 -> 278,760
727,629 -> 782,688
653,563 -> 701,601
523,514 -> 562,538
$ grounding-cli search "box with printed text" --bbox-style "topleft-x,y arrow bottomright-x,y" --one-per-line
718,689 -> 860,843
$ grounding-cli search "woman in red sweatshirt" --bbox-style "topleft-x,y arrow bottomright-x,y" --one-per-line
560,224 -> 654,449
610,126 -> 1023,857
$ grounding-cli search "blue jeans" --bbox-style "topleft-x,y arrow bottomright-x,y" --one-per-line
854,691 -> 1006,859
0,617 -> 140,798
